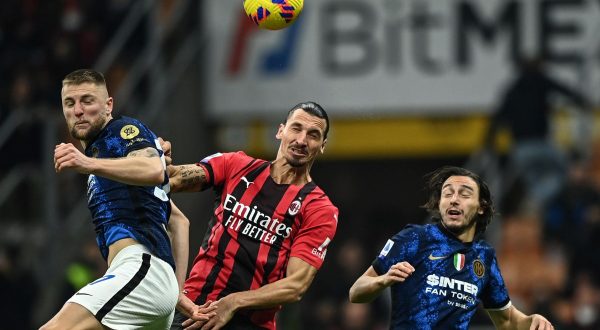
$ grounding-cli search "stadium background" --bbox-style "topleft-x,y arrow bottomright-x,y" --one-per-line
1,0 -> 599,329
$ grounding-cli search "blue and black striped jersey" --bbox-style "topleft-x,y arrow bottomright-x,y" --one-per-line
85,116 -> 174,269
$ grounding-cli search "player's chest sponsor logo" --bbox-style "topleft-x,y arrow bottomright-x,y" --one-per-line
425,274 -> 478,308
222,194 -> 293,244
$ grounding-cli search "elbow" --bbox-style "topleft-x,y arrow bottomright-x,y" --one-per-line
174,213 -> 190,229
289,282 -> 311,303
348,284 -> 371,303
348,288 -> 361,303
148,166 -> 166,186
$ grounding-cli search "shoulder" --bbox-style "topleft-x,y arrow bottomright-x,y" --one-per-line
389,223 -> 427,241
303,185 -> 339,215
114,116 -> 148,128
200,151 -> 263,167
109,116 -> 153,138
473,239 -> 495,251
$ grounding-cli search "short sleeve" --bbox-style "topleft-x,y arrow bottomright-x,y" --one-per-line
481,255 -> 511,310
115,121 -> 156,155
372,225 -> 420,276
289,201 -> 338,270
198,151 -> 251,188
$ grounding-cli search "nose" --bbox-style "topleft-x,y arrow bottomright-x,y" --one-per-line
449,193 -> 459,204
73,101 -> 85,116
295,131 -> 308,145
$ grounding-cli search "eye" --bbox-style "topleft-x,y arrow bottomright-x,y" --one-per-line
81,97 -> 94,105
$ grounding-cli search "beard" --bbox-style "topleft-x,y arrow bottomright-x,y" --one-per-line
442,215 -> 478,236
70,116 -> 106,142
286,156 -> 306,168
285,145 -> 310,168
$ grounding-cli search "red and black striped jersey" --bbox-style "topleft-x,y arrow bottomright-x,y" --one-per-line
184,151 -> 338,329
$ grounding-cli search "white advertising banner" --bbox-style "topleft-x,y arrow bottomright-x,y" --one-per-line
205,0 -> 600,118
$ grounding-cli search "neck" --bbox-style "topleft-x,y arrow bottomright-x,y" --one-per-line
442,222 -> 476,243
270,158 -> 312,185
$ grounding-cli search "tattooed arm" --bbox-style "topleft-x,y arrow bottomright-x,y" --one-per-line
54,143 -> 164,185
167,164 -> 209,193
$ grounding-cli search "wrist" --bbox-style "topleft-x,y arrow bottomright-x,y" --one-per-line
227,292 -> 243,312
86,157 -> 99,175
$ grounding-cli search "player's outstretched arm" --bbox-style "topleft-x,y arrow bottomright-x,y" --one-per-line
158,137 -> 210,193
54,143 -> 164,185
168,201 -> 190,291
167,164 -> 209,193
488,305 -> 554,330
349,262 -> 415,303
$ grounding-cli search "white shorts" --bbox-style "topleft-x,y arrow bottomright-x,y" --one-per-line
68,244 -> 178,330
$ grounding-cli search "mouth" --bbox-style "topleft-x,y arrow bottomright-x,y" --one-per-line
74,121 -> 90,128
446,209 -> 462,220
289,146 -> 307,157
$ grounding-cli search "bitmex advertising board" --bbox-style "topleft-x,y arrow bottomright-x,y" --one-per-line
205,0 -> 599,118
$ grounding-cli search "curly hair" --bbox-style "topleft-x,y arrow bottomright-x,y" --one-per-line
422,166 -> 495,236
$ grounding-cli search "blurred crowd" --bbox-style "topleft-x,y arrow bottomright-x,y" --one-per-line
1,1 -> 599,329
0,1 -> 137,328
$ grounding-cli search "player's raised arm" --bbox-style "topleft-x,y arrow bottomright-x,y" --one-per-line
54,143 -> 164,186
349,262 -> 415,303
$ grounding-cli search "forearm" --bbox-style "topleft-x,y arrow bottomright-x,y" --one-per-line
489,306 -> 544,330
349,275 -> 389,303
168,201 -> 190,291
227,275 -> 309,311
168,164 -> 208,192
91,156 -> 164,185
223,257 -> 317,312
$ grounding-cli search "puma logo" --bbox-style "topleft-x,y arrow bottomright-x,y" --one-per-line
241,176 -> 254,188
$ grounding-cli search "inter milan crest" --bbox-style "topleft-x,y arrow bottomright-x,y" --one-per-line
120,124 -> 140,139
453,253 -> 465,271
288,199 -> 302,216
472,259 -> 485,278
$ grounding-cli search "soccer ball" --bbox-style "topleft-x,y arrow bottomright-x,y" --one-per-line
243,0 -> 304,30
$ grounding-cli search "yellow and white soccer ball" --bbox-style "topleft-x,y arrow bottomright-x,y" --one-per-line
243,0 -> 304,30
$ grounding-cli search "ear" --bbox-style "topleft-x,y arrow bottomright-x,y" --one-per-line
105,96 -> 114,115
275,123 -> 284,140
477,207 -> 484,215
320,138 -> 327,154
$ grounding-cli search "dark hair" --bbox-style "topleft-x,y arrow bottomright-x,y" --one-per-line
62,69 -> 107,89
285,101 -> 330,139
422,166 -> 495,236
